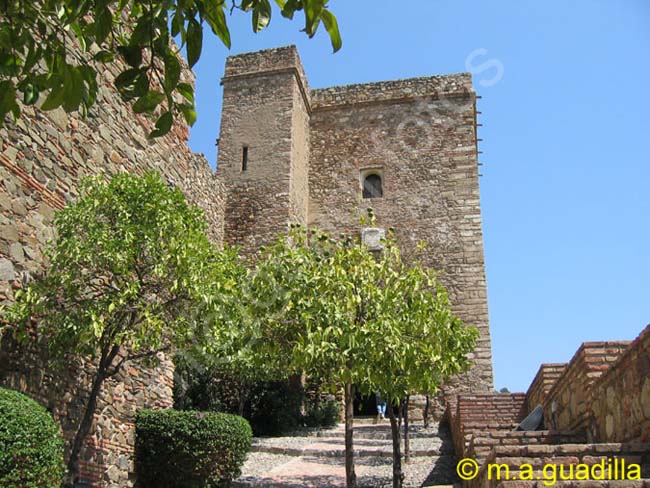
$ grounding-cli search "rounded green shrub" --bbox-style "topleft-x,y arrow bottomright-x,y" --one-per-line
135,409 -> 252,488
0,387 -> 65,488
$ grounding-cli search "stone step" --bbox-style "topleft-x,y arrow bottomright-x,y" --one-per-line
489,441 -> 650,463
234,452 -> 460,487
250,442 -> 441,458
496,481 -> 650,488
323,423 -> 449,440
471,442 -> 650,488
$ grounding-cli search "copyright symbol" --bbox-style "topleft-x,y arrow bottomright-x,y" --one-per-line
457,458 -> 479,480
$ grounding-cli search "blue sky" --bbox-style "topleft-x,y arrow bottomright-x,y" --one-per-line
187,0 -> 650,393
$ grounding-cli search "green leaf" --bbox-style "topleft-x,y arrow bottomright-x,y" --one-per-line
117,45 -> 142,68
23,43 -> 42,74
133,90 -> 165,113
171,10 -> 184,38
186,18 -> 203,68
320,10 -> 342,53
164,54 -> 181,94
94,50 -> 115,63
79,65 -> 98,106
252,0 -> 272,33
114,68 -> 142,89
40,81 -> 65,111
62,66 -> 85,112
22,83 -> 40,105
204,1 -> 231,48
281,0 -> 300,19
302,0 -> 326,37
179,104 -> 197,126
0,80 -> 19,125
94,6 -> 113,45
177,82 -> 194,104
149,111 -> 173,138
130,16 -> 152,46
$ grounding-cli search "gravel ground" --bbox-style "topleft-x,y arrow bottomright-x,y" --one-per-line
238,452 -> 298,479
236,422 -> 459,487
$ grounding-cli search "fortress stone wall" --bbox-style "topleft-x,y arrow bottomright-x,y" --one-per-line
0,52 -> 225,486
1,44 -> 494,485
217,46 -> 494,394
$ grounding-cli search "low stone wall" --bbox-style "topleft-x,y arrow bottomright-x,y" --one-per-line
524,363 -> 566,416
449,325 -> 650,488
448,392 -> 527,458
589,325 -> 650,443
543,341 -> 630,436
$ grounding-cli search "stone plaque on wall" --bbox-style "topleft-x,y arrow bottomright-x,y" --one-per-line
361,227 -> 386,251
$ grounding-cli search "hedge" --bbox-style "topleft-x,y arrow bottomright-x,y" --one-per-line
0,387 -> 65,488
135,409 -> 252,488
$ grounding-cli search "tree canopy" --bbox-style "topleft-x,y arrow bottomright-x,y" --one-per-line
2,171 -> 240,485
0,0 -> 341,137
228,218 -> 478,487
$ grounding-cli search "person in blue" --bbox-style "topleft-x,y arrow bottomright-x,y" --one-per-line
375,392 -> 387,423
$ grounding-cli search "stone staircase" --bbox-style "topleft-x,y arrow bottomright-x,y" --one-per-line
236,418 -> 461,487
447,326 -> 650,488
469,440 -> 650,488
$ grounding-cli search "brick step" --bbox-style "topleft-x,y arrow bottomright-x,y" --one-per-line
472,443 -> 650,488
469,431 -> 587,461
489,442 -> 650,463
496,481 -> 650,487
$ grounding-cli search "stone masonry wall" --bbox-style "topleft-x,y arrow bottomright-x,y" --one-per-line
589,325 -> 650,443
217,47 -> 311,255
215,46 -> 494,409
309,76 -> 493,393
0,51 -> 225,486
543,341 -> 630,436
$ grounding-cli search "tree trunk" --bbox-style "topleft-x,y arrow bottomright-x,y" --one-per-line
65,345 -> 119,487
403,395 -> 410,463
388,402 -> 404,488
344,381 -> 357,488
424,395 -> 430,428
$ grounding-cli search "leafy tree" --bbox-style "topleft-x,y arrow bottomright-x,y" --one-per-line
240,217 -> 478,488
240,224 -> 380,487
2,171 -> 238,486
0,0 -> 341,137
362,238 -> 478,488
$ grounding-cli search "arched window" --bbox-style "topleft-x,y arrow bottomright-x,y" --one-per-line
362,173 -> 383,199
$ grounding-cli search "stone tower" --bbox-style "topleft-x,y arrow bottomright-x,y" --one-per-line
217,46 -> 493,393
218,47 -> 311,254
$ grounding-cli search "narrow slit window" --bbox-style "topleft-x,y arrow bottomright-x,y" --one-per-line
242,146 -> 249,171
363,173 -> 383,199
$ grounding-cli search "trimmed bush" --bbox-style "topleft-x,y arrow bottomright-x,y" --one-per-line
135,409 -> 252,488
0,387 -> 65,488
